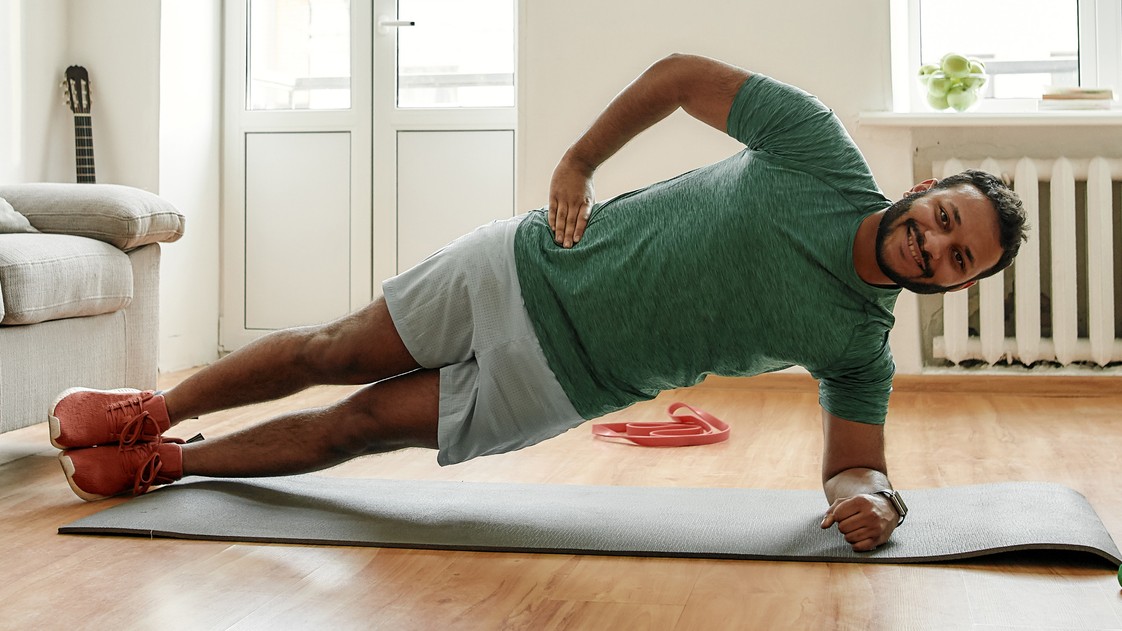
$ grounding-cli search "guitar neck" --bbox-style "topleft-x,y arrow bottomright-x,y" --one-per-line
73,113 -> 95,184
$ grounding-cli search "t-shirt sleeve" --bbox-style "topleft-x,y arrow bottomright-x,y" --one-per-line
725,74 -> 882,203
727,74 -> 834,149
812,326 -> 895,425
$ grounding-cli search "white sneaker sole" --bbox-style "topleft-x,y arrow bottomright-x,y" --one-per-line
57,451 -> 111,502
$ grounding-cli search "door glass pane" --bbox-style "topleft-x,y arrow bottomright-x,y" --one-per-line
397,0 -> 515,108
920,0 -> 1078,99
248,0 -> 351,110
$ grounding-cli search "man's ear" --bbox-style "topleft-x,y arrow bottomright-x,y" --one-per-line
905,179 -> 938,196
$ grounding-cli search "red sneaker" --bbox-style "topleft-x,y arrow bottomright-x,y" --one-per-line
49,388 -> 171,449
58,441 -> 184,502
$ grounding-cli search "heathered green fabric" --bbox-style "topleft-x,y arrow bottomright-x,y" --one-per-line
514,74 -> 900,423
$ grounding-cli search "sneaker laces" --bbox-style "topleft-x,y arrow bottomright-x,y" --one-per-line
107,392 -> 163,446
132,447 -> 165,496
121,435 -> 185,496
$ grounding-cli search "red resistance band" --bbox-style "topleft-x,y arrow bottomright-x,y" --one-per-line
591,402 -> 730,447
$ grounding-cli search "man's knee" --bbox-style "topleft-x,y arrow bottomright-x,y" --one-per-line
289,298 -> 419,383
296,323 -> 362,379
337,371 -> 440,453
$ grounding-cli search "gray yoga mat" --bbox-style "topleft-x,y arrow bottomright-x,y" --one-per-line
59,476 -> 1122,566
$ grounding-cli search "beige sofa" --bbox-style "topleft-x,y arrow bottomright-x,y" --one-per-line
0,183 -> 185,433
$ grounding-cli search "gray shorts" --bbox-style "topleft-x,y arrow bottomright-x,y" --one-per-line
382,214 -> 584,465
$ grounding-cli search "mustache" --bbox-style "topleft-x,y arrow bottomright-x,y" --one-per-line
907,219 -> 934,278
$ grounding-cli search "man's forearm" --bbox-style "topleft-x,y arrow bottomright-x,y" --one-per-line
560,53 -> 747,176
559,54 -> 696,177
547,54 -> 746,247
819,411 -> 898,549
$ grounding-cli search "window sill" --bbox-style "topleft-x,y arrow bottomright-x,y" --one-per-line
859,109 -> 1122,128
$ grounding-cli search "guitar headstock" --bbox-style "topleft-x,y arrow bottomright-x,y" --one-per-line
63,65 -> 91,114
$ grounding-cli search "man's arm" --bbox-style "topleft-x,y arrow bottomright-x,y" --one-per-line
818,409 -> 901,551
549,53 -> 750,247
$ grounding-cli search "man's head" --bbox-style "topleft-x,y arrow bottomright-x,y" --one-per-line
875,169 -> 1028,295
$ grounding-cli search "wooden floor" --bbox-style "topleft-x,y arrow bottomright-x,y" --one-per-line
3,370 -> 1122,630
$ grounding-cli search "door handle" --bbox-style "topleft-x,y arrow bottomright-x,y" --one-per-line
378,18 -> 416,34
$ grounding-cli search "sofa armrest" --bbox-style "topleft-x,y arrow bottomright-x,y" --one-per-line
0,183 -> 186,250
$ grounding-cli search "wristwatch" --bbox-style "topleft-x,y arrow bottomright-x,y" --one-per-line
874,489 -> 908,526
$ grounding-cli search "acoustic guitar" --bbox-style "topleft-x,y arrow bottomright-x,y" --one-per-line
62,65 -> 95,183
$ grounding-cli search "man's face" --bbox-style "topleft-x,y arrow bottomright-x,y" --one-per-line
875,183 -> 1003,294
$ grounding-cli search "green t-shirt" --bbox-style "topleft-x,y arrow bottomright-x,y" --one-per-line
513,73 -> 899,423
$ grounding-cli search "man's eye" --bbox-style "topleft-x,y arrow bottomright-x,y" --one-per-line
939,208 -> 949,227
955,251 -> 965,270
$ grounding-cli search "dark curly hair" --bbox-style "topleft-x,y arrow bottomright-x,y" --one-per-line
930,169 -> 1029,280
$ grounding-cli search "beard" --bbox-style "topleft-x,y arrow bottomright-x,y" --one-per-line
874,191 -> 955,295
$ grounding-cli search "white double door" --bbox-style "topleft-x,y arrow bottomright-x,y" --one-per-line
221,0 -> 516,352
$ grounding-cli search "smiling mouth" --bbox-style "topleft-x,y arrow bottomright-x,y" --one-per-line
906,224 -> 926,274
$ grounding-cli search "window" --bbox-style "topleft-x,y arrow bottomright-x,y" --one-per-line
921,0 -> 1078,99
247,0 -> 351,110
396,0 -> 515,108
905,0 -> 1122,109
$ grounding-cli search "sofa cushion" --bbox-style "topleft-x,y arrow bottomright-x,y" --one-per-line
0,197 -> 38,234
0,233 -> 132,325
0,183 -> 184,250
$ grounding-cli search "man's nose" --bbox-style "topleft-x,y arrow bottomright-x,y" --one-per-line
923,230 -> 947,260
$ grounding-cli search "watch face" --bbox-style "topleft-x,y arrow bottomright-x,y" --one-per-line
878,490 -> 906,521
891,491 -> 907,515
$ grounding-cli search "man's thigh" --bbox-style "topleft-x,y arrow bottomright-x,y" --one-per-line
306,297 -> 422,385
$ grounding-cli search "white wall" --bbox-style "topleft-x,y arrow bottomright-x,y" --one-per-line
1,0 -> 70,183
518,0 -> 927,371
157,0 -> 222,371
1,0 -> 161,187
67,0 -> 160,189
0,0 -> 22,181
520,1 -> 899,206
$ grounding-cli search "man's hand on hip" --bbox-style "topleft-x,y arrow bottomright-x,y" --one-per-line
548,157 -> 594,248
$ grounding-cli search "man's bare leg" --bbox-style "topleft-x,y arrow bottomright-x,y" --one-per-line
57,366 -> 440,500
181,368 -> 439,478
162,297 -> 419,424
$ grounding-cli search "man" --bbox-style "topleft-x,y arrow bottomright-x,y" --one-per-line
49,54 -> 1027,552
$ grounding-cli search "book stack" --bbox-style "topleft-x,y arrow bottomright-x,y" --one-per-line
1038,87 -> 1115,110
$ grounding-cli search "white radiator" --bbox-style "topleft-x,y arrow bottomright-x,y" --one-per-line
931,157 -> 1121,367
